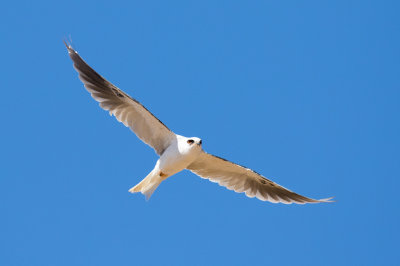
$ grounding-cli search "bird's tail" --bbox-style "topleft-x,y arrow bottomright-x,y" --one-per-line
128,169 -> 162,200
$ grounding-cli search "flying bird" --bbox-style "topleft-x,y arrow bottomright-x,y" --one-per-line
65,42 -> 332,204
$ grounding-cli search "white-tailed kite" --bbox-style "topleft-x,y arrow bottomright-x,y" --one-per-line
65,42 -> 332,204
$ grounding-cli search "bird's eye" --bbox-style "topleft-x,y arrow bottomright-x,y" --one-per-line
187,139 -> 194,145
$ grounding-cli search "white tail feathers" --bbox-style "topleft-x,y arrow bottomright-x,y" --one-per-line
129,170 -> 163,200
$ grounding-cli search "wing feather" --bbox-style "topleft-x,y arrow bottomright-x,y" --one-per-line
187,152 -> 333,204
65,43 -> 176,155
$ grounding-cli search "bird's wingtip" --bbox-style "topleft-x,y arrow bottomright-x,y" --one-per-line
319,196 -> 335,203
63,38 -> 76,54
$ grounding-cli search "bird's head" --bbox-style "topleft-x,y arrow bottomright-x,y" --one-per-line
186,137 -> 202,148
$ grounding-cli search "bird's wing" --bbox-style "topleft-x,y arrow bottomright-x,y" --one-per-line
187,152 -> 333,204
65,43 -> 176,155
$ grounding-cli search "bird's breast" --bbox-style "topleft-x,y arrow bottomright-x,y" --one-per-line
158,144 -> 201,176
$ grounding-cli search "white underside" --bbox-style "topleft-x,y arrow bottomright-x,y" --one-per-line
129,135 -> 202,199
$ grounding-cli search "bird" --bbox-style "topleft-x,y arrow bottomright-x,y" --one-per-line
65,42 -> 332,204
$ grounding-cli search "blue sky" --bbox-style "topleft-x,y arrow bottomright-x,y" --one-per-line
1,1 -> 399,265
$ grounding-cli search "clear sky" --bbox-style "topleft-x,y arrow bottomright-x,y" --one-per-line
1,1 -> 399,265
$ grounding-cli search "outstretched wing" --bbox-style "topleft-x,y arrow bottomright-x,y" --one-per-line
187,152 -> 333,204
65,43 -> 176,155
